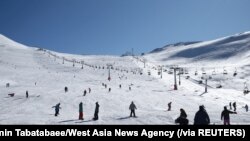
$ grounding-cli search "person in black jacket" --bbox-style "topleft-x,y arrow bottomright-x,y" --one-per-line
129,101 -> 137,117
168,102 -> 172,111
221,106 -> 237,125
93,102 -> 100,120
52,103 -> 61,116
194,105 -> 210,125
175,108 -> 188,125
26,91 -> 29,98
232,102 -> 236,111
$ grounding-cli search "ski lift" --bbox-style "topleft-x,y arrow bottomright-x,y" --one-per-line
212,68 -> 216,75
244,82 -> 249,95
233,68 -> 237,77
223,67 -> 228,75
195,71 -> 198,76
158,69 -> 161,75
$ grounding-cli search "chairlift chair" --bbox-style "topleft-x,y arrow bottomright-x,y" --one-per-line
244,83 -> 249,94
233,68 -> 237,77
223,70 -> 228,75
202,71 -> 206,75
195,71 -> 198,76
212,69 -> 216,75
216,81 -> 222,88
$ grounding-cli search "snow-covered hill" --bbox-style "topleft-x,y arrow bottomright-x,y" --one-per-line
145,31 -> 250,67
0,33 -> 250,125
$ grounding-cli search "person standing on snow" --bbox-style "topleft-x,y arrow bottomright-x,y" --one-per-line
221,106 -> 237,125
26,91 -> 29,98
52,103 -> 61,116
83,90 -> 87,96
229,102 -> 232,110
79,102 -> 84,120
194,105 -> 210,125
168,102 -> 172,111
129,101 -> 137,117
245,104 -> 248,112
93,102 -> 100,120
233,102 -> 237,111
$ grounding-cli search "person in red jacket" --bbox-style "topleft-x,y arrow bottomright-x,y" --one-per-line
221,106 -> 237,125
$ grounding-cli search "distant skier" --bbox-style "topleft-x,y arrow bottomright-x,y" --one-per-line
93,102 -> 100,120
108,88 -> 111,92
105,84 -> 107,89
89,88 -> 91,93
221,106 -> 237,125
83,90 -> 87,96
194,105 -> 210,125
52,103 -> 61,116
229,102 -> 232,110
26,91 -> 29,98
129,101 -> 137,117
175,108 -> 188,125
64,87 -> 68,93
79,102 -> 84,120
233,102 -> 237,111
119,84 -> 122,89
129,86 -> 131,91
245,104 -> 248,112
168,102 -> 172,111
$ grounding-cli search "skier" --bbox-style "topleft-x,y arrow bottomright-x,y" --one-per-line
89,88 -> 91,93
221,106 -> 237,125
245,104 -> 248,112
105,84 -> 107,89
26,91 -> 29,98
175,108 -> 188,125
108,88 -> 111,92
229,102 -> 232,110
168,102 -> 172,111
64,87 -> 68,93
129,86 -> 131,91
129,101 -> 137,117
79,102 -> 84,120
93,102 -> 100,120
119,84 -> 122,89
233,102 -> 237,112
52,103 -> 61,116
83,90 -> 87,96
194,105 -> 210,125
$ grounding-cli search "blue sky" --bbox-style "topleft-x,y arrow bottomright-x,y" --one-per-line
0,0 -> 250,55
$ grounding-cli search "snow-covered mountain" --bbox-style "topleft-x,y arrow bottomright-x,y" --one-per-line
145,31 -> 250,67
0,32 -> 250,125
